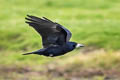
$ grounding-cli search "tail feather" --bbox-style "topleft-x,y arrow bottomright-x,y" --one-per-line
23,52 -> 34,55
23,49 -> 43,55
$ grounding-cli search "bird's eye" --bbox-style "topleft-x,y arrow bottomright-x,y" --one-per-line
73,45 -> 76,47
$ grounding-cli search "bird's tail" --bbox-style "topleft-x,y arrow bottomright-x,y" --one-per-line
23,50 -> 42,55
23,52 -> 34,55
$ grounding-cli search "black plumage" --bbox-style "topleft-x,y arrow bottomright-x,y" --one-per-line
23,15 -> 84,57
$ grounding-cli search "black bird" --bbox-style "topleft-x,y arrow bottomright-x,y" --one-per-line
23,15 -> 84,57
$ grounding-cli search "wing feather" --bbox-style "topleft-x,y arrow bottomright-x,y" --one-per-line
25,15 -> 72,48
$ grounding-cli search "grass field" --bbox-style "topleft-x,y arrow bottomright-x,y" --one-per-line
0,0 -> 120,80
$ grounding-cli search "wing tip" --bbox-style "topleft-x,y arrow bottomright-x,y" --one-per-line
26,14 -> 46,20
25,17 -> 29,20
25,21 -> 31,24
25,14 -> 36,22
26,14 -> 32,17
25,14 -> 55,25
42,17 -> 54,23
25,14 -> 30,20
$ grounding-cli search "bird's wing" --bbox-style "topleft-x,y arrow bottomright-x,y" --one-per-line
25,15 -> 72,48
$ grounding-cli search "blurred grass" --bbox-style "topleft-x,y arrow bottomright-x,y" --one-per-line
0,0 -> 120,51
0,0 -> 120,79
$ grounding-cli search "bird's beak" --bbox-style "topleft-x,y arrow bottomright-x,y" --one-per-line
76,44 -> 84,48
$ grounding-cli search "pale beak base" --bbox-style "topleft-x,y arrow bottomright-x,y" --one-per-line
76,44 -> 84,48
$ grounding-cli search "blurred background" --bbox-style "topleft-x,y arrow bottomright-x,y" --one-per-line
0,0 -> 120,80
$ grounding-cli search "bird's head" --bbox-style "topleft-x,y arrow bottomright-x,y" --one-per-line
67,42 -> 84,50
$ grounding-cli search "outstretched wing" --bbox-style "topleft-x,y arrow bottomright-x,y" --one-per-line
25,15 -> 72,48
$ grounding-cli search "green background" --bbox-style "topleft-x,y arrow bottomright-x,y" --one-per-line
0,0 -> 120,80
